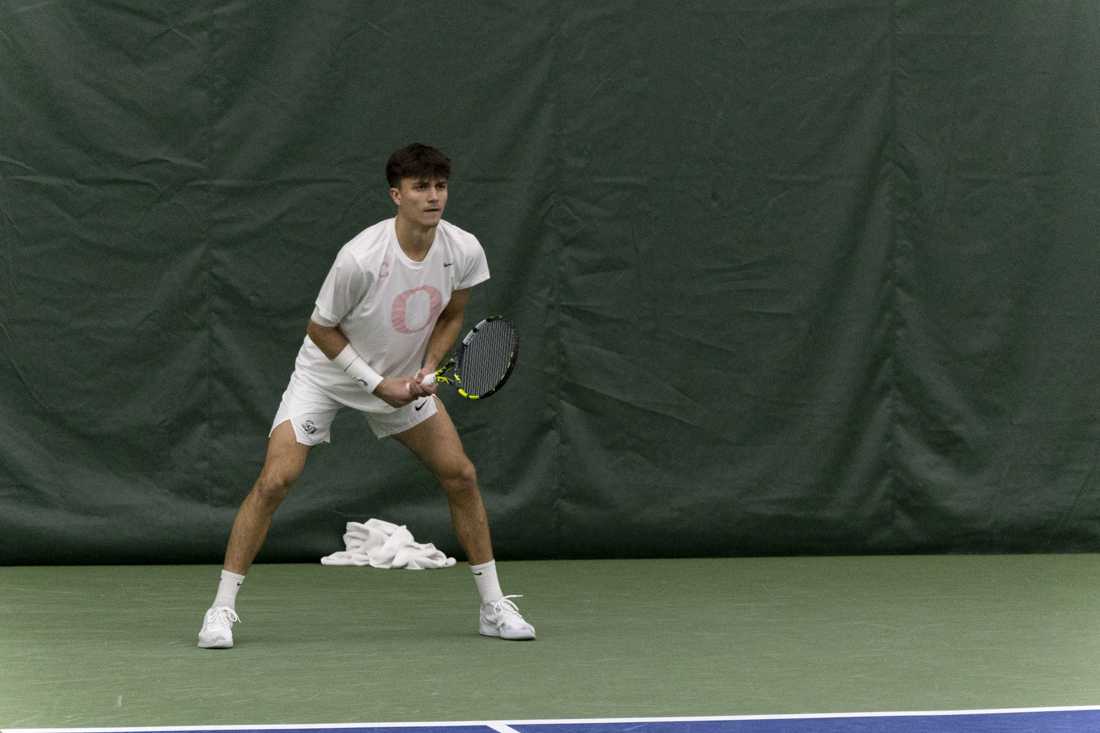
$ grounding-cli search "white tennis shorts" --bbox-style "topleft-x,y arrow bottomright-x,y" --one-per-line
270,369 -> 438,444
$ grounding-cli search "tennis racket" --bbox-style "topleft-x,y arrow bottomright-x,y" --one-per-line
420,316 -> 519,400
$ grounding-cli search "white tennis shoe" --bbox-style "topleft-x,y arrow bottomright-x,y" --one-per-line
480,595 -> 536,640
197,606 -> 240,649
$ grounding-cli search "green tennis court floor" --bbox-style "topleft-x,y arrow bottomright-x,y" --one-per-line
1,555 -> 1098,728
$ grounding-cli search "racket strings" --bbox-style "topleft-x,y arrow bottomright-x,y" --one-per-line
458,320 -> 517,396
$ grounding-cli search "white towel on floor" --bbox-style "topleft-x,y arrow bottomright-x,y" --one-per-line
320,518 -> 456,569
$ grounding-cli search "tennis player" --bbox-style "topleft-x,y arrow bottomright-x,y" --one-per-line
197,143 -> 535,648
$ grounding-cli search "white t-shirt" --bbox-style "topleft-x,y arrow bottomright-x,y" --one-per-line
295,217 -> 490,412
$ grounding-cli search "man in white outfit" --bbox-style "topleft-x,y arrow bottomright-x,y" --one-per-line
197,143 -> 535,648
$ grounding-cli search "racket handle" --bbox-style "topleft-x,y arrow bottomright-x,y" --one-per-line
420,373 -> 436,388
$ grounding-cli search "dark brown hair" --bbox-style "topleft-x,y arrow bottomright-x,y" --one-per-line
385,143 -> 452,187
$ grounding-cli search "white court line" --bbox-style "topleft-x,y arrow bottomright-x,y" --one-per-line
7,707 -> 1100,733
486,724 -> 524,733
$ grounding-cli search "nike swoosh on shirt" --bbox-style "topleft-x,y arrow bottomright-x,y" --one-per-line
443,262 -> 454,267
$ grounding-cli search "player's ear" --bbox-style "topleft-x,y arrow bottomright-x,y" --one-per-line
389,187 -> 401,206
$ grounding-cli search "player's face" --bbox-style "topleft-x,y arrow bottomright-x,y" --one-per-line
392,176 -> 448,228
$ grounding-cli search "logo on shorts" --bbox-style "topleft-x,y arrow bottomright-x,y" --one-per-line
301,419 -> 317,435
414,400 -> 427,412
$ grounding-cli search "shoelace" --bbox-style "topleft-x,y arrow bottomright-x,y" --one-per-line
487,595 -> 526,624
207,607 -> 241,626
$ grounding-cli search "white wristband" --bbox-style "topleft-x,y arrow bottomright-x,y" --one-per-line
333,344 -> 383,393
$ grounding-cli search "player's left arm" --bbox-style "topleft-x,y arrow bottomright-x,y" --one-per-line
419,288 -> 471,378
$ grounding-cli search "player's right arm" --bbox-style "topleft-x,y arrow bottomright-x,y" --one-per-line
306,320 -> 431,407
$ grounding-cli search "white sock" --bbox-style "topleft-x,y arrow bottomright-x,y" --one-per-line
470,560 -> 503,605
212,569 -> 245,610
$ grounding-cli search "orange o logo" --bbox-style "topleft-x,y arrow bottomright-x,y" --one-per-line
391,286 -> 443,333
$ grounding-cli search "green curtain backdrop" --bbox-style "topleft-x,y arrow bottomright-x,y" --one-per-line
1,1 -> 1098,563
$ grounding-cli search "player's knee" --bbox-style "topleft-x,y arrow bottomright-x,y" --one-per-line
252,472 -> 294,507
440,460 -> 478,497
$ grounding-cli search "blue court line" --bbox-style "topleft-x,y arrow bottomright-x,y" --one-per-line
514,710 -> 1100,732
8,709 -> 1100,733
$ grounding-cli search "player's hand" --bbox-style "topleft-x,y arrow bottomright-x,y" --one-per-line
414,367 -> 439,396
373,377 -> 433,408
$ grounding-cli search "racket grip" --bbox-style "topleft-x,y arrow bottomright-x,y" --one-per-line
420,373 -> 436,388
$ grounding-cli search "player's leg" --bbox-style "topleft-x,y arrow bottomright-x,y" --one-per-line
198,420 -> 312,649
392,398 -> 491,563
199,372 -> 338,650
224,419 -> 312,574
392,398 -> 535,640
